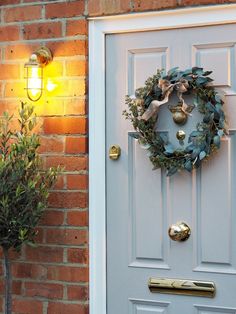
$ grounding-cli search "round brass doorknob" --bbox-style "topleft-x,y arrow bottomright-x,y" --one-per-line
168,222 -> 191,242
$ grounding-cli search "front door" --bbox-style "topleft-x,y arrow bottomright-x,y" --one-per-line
106,24 -> 236,314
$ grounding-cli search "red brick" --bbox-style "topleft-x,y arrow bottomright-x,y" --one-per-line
47,265 -> 88,282
66,60 -> 87,76
88,0 -> 100,16
45,228 -> 88,245
46,1 -> 85,19
4,82 -> 25,98
0,0 -> 20,5
49,191 -> 88,208
64,99 -> 86,115
67,285 -> 88,301
12,263 -> 47,280
0,64 -> 20,80
5,44 -> 38,60
45,156 -> 87,171
88,0 -> 131,16
25,282 -> 63,299
43,117 -> 87,135
66,19 -> 87,36
48,302 -> 88,314
33,227 -> 44,244
38,136 -> 64,153
133,0 -> 177,11
13,299 -> 43,314
45,61 -> 64,78
0,101 -> 18,116
4,5 -> 42,23
48,40 -> 87,57
65,137 -> 87,154
0,247 -> 22,260
23,22 -> 62,40
41,210 -> 65,226
54,175 -> 65,190
25,246 -> 64,263
67,248 -> 88,264
67,174 -> 88,190
180,0 -> 235,4
55,79 -> 86,97
0,281 -> 21,295
0,26 -> 19,42
67,210 -> 88,227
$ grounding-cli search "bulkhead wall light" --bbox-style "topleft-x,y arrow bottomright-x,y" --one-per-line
24,47 -> 53,102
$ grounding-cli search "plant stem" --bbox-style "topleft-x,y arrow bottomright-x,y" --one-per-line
3,247 -> 12,314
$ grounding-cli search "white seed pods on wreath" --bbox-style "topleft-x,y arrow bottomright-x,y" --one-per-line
123,67 -> 227,176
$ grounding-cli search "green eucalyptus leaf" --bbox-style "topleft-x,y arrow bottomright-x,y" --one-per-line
203,71 -> 213,76
167,166 -> 178,176
213,135 -> 221,148
218,129 -> 224,137
184,160 -> 193,172
199,151 -> 206,160
164,143 -> 175,154
168,67 -> 179,76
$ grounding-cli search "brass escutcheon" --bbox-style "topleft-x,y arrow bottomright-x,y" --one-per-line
109,145 -> 121,160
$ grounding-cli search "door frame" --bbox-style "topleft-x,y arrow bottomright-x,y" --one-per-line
88,4 -> 236,314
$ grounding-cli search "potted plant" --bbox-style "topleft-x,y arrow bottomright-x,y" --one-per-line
0,102 -> 59,314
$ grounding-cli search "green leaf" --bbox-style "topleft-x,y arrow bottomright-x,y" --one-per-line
213,135 -> 221,148
182,69 -> 192,76
167,166 -> 178,176
164,143 -> 174,154
159,132 -> 168,144
199,151 -> 206,160
167,67 -> 179,76
218,129 -> 224,137
196,77 -> 207,85
203,71 -> 213,76
192,66 -> 203,73
184,160 -> 193,172
191,148 -> 201,159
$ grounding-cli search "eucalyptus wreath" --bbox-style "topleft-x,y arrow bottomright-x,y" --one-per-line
123,67 -> 227,176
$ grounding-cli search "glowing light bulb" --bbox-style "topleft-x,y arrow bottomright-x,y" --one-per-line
27,67 -> 42,99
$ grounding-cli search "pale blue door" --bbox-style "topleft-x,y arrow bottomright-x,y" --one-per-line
106,24 -> 236,314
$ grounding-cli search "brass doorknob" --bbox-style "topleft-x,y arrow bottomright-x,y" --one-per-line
168,222 -> 191,242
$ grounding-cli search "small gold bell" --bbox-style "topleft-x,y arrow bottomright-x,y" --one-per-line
176,130 -> 186,141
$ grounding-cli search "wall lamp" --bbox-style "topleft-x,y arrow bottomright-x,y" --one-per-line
24,47 -> 53,102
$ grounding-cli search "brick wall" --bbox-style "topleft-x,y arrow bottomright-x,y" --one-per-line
0,1 -> 88,313
0,0 -> 234,313
88,0 -> 236,16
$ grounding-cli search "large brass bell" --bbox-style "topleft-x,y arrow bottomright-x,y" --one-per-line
169,101 -> 195,125
169,102 -> 188,125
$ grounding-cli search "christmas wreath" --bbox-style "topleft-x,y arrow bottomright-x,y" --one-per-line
123,67 -> 227,176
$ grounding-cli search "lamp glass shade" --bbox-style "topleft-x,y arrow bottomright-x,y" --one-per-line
25,63 -> 43,102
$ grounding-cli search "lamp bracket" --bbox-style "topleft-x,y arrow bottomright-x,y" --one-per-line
33,47 -> 53,67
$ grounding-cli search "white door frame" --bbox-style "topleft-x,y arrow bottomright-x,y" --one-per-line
88,5 -> 236,314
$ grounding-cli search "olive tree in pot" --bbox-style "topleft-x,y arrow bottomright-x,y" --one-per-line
0,102 -> 59,314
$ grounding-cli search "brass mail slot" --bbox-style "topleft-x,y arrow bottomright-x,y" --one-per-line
148,278 -> 215,298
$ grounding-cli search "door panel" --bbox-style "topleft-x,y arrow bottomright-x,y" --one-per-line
106,24 -> 236,314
